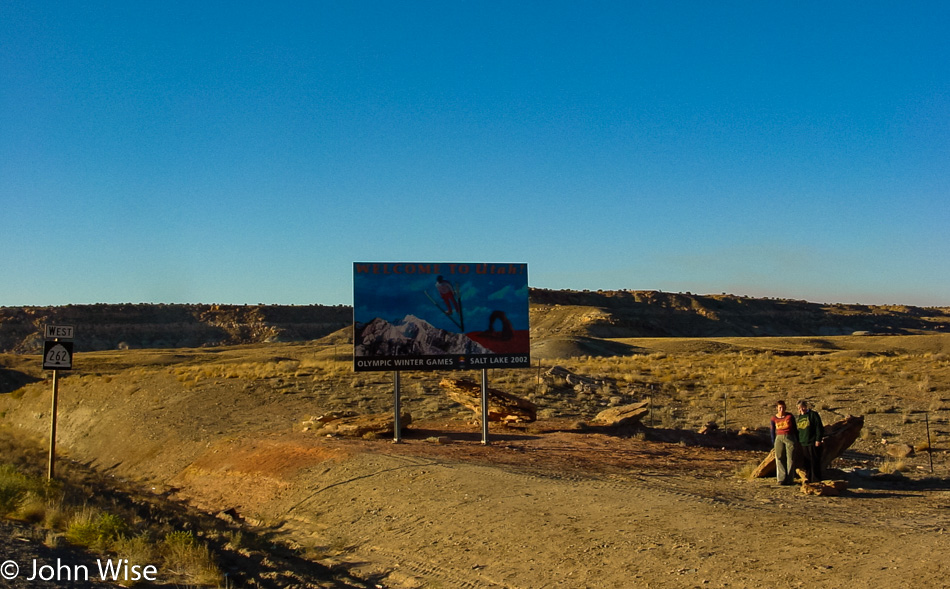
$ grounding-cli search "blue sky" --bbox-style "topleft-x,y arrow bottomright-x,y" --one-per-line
2,1 -> 948,307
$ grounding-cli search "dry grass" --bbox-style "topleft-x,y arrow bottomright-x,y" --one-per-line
160,530 -> 221,586
880,459 -> 910,474
3,334 -> 948,475
530,343 -> 949,436
0,457 -> 223,587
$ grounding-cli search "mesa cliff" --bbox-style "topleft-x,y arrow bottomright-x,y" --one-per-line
1,289 -> 948,353
529,289 -> 950,338
0,303 -> 351,353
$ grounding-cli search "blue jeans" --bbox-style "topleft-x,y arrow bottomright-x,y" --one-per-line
774,434 -> 796,483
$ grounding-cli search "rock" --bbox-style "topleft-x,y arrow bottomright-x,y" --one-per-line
884,443 -> 914,459
312,412 -> 412,438
438,378 -> 537,423
314,411 -> 357,424
591,401 -> 650,427
698,422 -> 719,434
299,411 -> 358,432
801,479 -> 848,496
546,365 -> 604,387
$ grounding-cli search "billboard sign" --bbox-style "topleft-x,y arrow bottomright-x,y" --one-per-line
353,262 -> 530,372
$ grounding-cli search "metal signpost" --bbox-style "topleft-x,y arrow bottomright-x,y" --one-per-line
43,325 -> 74,479
393,370 -> 402,443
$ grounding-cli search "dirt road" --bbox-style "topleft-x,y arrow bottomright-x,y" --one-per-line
162,426 -> 950,588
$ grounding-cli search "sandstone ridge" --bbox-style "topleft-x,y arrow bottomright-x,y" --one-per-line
2,289 -> 948,353
0,303 -> 351,353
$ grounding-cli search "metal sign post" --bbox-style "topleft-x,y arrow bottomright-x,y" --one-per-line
393,371 -> 402,443
925,412 -> 934,473
48,370 -> 59,479
43,325 -> 74,480
481,368 -> 490,445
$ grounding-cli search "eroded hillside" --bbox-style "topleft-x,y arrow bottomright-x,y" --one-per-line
0,303 -> 351,353
2,290 -> 948,354
530,289 -> 950,338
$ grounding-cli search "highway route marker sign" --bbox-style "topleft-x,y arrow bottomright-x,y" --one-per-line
43,340 -> 74,370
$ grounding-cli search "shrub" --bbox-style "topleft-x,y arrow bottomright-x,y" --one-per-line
162,530 -> 221,586
65,508 -> 128,549
735,461 -> 760,480
880,459 -> 909,474
0,464 -> 33,515
15,492 -> 49,523
114,533 -> 159,568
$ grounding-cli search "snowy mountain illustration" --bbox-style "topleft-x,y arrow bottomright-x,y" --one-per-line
355,315 -> 491,356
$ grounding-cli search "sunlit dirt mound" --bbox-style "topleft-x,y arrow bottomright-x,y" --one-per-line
530,336 -> 639,359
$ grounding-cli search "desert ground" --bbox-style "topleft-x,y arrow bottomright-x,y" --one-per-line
1,332 -> 949,587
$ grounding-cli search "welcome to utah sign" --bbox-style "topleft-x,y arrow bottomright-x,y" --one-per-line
353,262 -> 530,372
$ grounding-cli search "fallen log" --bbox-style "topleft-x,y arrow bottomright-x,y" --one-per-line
751,415 -> 864,479
439,378 -> 537,423
307,412 -> 412,438
546,365 -> 599,386
545,365 -> 616,391
591,401 -> 650,428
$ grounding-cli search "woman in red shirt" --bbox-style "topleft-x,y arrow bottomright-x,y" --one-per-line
770,400 -> 797,485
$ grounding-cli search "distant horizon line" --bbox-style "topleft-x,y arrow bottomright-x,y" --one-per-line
3,287 -> 949,310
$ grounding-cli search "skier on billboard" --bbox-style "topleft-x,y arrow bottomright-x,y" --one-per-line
436,275 -> 460,316
425,275 -> 465,331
